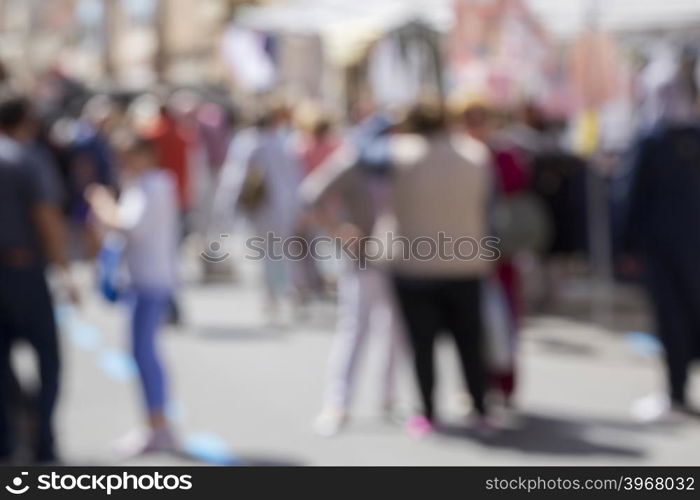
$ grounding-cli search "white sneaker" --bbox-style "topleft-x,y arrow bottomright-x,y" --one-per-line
632,393 -> 698,424
631,393 -> 673,423
451,391 -> 473,419
112,428 -> 178,459
312,409 -> 347,437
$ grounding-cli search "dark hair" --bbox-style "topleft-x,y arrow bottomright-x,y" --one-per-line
312,119 -> 332,138
294,101 -> 334,138
0,90 -> 31,131
402,97 -> 446,134
462,104 -> 490,129
255,95 -> 290,129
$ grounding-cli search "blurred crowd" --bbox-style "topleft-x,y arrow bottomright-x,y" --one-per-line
0,41 -> 699,465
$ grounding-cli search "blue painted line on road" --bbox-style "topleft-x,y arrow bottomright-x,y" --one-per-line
57,305 -> 134,382
98,349 -> 138,382
56,305 -> 237,465
56,305 -> 103,352
182,432 -> 239,466
70,322 -> 102,352
166,400 -> 186,424
625,331 -> 662,358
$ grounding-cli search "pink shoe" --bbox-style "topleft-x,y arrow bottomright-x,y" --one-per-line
405,415 -> 434,439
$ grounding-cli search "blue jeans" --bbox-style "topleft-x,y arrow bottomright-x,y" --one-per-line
129,289 -> 171,413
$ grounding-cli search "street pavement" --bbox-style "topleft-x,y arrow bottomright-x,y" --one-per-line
11,255 -> 700,466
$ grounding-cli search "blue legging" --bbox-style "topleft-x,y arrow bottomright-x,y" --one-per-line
130,290 -> 170,413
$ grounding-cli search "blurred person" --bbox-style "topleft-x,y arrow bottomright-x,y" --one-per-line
86,132 -> 179,455
503,104 -> 588,310
458,98 -> 531,407
140,96 -> 192,325
197,101 -> 234,175
502,102 -> 551,158
195,100 -> 237,283
141,99 -> 192,216
529,120 -> 587,310
210,102 -> 303,320
623,52 -> 700,421
170,91 -> 240,284
0,90 -> 77,463
382,98 -> 495,437
300,126 -> 404,437
294,101 -> 341,177
210,109 -> 259,233
28,122 -> 67,210
195,99 -> 235,208
292,101 -> 341,300
167,89 -> 205,225
65,95 -> 119,258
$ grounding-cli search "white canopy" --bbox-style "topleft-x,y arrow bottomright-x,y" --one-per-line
528,0 -> 700,39
235,0 -> 700,39
235,0 -> 452,35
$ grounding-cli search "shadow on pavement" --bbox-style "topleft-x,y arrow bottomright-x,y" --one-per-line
192,325 -> 290,342
61,453 -> 305,467
229,455 -> 305,466
172,449 -> 305,466
437,413 -> 647,458
532,337 -> 597,357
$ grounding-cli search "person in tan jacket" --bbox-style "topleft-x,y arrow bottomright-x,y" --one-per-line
381,99 -> 496,437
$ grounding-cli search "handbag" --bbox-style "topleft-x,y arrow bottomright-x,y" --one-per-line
238,163 -> 267,211
490,192 -> 553,258
482,278 -> 514,371
96,232 -> 126,303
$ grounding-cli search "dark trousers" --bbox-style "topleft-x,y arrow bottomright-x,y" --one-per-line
645,253 -> 700,405
0,266 -> 59,461
393,276 -> 486,420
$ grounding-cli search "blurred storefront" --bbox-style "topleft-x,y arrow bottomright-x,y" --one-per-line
0,0 -> 697,109
225,0 -> 452,114
0,0 -> 258,88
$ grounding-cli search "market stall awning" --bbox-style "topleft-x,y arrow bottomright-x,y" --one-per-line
527,0 -> 700,39
235,0 -> 700,40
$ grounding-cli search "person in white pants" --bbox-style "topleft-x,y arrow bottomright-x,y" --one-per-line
322,263 -> 402,421
300,144 -> 404,436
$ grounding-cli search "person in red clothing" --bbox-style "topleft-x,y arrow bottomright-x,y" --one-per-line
459,98 -> 531,406
142,104 -> 191,217
140,99 -> 191,325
